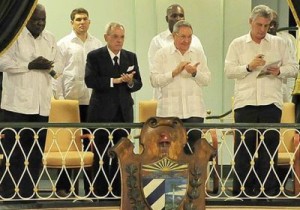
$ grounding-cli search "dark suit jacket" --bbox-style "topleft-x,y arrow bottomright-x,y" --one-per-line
85,46 -> 142,123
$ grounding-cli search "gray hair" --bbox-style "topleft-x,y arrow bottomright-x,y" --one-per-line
105,22 -> 125,35
250,5 -> 273,21
173,20 -> 193,34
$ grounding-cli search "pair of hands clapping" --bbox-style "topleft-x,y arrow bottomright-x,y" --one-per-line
114,71 -> 136,85
28,56 -> 53,70
172,61 -> 200,78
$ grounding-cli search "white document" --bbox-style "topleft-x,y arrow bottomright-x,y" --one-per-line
257,60 -> 281,77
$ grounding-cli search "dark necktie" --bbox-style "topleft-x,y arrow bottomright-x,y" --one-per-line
113,56 -> 120,71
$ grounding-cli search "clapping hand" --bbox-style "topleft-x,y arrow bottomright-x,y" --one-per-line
121,71 -> 136,86
172,61 -> 190,77
184,62 -> 200,75
28,56 -> 54,70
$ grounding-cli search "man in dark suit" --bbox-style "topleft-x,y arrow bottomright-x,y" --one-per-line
85,22 -> 142,198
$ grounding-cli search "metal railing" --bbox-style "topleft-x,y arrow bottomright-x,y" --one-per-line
0,122 -> 299,205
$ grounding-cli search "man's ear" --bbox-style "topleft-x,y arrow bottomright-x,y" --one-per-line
172,32 -> 176,39
104,34 -> 108,42
165,15 -> 168,23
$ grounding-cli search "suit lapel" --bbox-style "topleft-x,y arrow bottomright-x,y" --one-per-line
119,50 -> 128,73
102,47 -> 119,76
102,47 -> 114,66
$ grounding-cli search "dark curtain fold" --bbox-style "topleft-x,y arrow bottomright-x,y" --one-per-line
0,0 -> 37,55
287,0 -> 300,26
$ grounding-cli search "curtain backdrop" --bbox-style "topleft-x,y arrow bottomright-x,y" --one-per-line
287,0 -> 300,26
0,0 -> 37,56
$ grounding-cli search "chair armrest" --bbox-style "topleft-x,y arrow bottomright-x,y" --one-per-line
210,129 -> 218,155
80,134 -> 94,152
80,133 -> 93,140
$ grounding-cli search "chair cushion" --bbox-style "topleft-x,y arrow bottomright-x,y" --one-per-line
278,152 -> 295,164
43,151 -> 94,168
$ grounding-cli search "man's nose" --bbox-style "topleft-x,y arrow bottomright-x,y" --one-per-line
176,16 -> 183,21
38,20 -> 45,25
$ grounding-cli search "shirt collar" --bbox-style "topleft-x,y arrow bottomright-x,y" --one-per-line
170,43 -> 193,55
24,27 -> 48,41
170,44 -> 177,54
264,33 -> 272,42
246,31 -> 271,43
165,29 -> 173,37
107,46 -> 120,60
70,30 -> 78,40
70,30 -> 92,41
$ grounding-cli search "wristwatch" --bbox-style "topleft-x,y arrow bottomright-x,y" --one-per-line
246,65 -> 252,72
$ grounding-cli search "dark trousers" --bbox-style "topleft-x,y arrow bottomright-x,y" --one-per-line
182,117 -> 204,154
56,105 -> 92,194
92,106 -> 129,197
92,128 -> 127,197
0,110 -> 48,198
233,104 -> 281,196
292,95 -> 300,123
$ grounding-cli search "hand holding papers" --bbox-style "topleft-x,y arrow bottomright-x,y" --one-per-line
257,60 -> 281,77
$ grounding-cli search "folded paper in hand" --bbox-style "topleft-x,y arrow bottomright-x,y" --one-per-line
257,60 -> 281,77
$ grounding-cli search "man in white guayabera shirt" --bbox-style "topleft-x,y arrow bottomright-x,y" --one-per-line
150,20 -> 211,156
0,4 -> 63,199
224,5 -> 298,198
148,4 -> 204,100
53,7 -> 103,197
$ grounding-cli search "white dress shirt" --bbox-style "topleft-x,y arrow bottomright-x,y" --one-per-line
107,47 -> 120,88
150,44 -> 211,119
224,32 -> 299,110
55,31 -> 102,104
0,28 -> 62,116
148,29 -> 204,99
277,31 -> 297,102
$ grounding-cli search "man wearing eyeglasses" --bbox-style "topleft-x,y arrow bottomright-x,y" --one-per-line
150,20 -> 211,154
148,4 -> 204,100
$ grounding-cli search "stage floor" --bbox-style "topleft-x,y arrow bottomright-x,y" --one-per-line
25,206 -> 300,210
